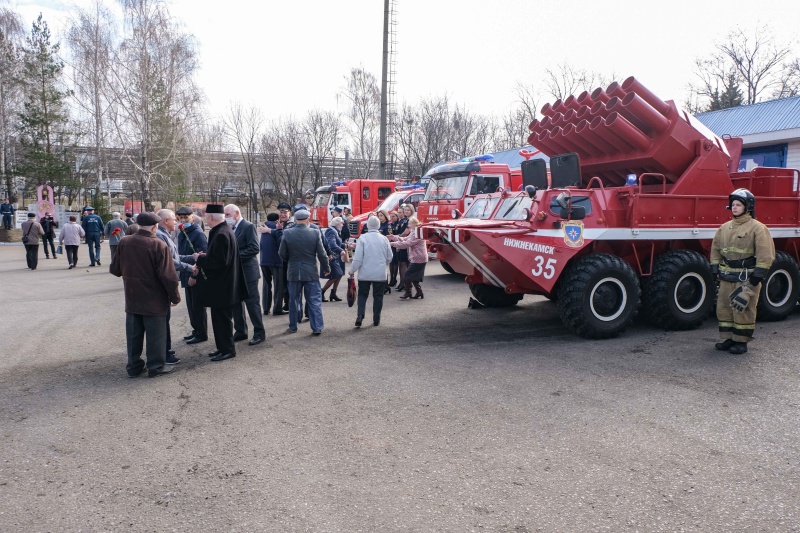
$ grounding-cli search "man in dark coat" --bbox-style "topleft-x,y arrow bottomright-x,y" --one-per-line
81,206 -> 105,266
278,208 -> 330,335
258,212 -> 284,315
39,212 -> 58,259
176,206 -> 208,345
225,203 -> 265,345
110,212 -> 181,378
192,204 -> 248,361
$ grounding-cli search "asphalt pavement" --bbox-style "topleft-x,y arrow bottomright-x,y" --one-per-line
1,243 -> 799,532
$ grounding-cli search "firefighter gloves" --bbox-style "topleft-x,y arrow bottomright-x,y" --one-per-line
729,283 -> 756,313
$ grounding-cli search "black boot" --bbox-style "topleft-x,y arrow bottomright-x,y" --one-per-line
399,281 -> 413,300
329,289 -> 342,302
411,282 -> 424,299
355,315 -> 363,328
715,339 -> 735,351
321,289 -> 329,302
729,342 -> 748,354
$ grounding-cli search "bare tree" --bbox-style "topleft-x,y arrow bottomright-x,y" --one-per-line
65,0 -> 115,207
106,0 -> 201,210
260,118 -> 308,204
342,67 -> 380,178
691,25 -> 794,108
0,4 -> 23,202
544,63 -> 603,100
303,109 -> 341,190
185,121 -> 228,202
774,58 -> 800,98
225,102 -> 263,219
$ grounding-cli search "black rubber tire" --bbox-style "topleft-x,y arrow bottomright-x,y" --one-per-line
469,283 -> 522,307
642,250 -> 715,330
757,251 -> 800,321
557,253 -> 641,339
440,260 -> 457,275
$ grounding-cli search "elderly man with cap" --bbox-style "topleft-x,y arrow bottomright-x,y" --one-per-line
270,201 -> 294,312
175,205 -> 208,345
224,203 -> 265,345
192,204 -> 248,361
21,213 -> 44,270
278,207 -> 330,334
110,211 -> 181,378
81,206 -> 105,266
104,212 -> 129,262
155,209 -> 196,365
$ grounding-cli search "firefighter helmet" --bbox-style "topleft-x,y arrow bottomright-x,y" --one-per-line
728,188 -> 755,217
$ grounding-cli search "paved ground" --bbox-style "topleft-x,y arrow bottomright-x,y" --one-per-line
1,243 -> 799,532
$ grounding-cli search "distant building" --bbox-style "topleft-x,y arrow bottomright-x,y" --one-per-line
696,96 -> 800,171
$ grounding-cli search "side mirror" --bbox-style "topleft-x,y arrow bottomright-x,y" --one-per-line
555,192 -> 571,210
451,209 -> 462,219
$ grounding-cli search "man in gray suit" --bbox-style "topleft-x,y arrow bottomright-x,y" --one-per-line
278,208 -> 330,335
225,204 -> 265,345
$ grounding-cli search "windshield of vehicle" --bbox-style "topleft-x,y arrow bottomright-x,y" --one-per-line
424,173 -> 470,201
496,196 -> 533,220
464,196 -> 501,219
468,175 -> 501,195
312,192 -> 331,208
378,192 -> 407,212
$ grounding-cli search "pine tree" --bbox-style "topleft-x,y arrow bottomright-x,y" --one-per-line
706,73 -> 744,111
16,14 -> 72,189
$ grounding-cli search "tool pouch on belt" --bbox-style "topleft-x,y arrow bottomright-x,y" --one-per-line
729,282 -> 756,313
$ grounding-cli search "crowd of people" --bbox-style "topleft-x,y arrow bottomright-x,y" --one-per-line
97,201 -> 428,378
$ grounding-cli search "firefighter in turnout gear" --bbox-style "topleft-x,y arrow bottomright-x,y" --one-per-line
710,188 -> 775,354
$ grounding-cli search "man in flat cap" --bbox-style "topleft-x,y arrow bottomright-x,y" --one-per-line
278,207 -> 330,335
176,206 -> 208,345
110,211 -> 181,378
192,204 -> 248,361
21,213 -> 44,270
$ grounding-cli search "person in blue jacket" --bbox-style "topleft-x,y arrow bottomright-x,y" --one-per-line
81,207 -> 105,266
176,206 -> 209,345
258,212 -> 284,315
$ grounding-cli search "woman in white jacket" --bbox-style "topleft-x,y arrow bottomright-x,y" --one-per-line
58,215 -> 86,269
348,216 -> 393,328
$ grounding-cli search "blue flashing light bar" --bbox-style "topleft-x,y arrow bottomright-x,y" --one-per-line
460,154 -> 494,163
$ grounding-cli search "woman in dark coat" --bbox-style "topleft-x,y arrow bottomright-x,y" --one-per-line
321,216 -> 346,302
394,203 -> 414,290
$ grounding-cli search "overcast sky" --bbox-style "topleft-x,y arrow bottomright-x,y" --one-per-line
13,0 -> 800,122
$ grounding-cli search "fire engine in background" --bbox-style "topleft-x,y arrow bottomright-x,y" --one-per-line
347,184 -> 426,236
417,154 -> 528,273
310,179 -> 396,228
421,76 -> 800,339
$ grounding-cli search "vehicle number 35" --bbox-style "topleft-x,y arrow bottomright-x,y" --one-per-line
531,256 -> 557,279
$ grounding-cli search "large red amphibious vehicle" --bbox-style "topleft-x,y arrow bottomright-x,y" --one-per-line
422,76 -> 800,338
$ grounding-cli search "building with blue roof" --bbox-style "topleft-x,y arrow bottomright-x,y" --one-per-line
696,96 -> 800,171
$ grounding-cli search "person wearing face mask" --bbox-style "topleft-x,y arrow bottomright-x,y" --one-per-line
176,206 -> 209,345
224,203 -> 265,346
109,212 -> 181,378
710,189 -> 775,355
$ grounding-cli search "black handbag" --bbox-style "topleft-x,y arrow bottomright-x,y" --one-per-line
21,223 -> 34,244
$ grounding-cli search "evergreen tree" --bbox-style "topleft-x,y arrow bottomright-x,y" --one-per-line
16,14 -> 72,189
706,72 -> 744,111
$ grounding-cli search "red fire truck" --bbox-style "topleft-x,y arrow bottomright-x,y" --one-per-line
310,179 -> 396,228
417,154 -> 526,273
421,76 -> 800,338
346,185 -> 427,237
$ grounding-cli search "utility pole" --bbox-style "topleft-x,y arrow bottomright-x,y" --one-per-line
378,0 -> 390,180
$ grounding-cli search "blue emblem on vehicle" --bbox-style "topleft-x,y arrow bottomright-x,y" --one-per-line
563,220 -> 584,248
